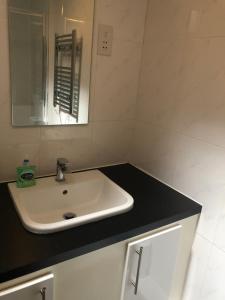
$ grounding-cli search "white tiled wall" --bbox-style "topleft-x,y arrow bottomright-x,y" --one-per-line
131,0 -> 225,299
0,0 -> 148,181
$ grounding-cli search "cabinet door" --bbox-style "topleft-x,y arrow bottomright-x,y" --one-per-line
0,274 -> 53,300
121,225 -> 181,300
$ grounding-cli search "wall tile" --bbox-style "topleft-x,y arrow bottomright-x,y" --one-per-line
131,122 -> 177,185
92,121 -> 133,165
0,0 -> 7,21
0,6 -> 11,126
95,0 -> 147,43
201,245 -> 225,300
145,0 -> 190,41
167,134 -> 225,242
0,143 -> 40,181
188,0 -> 225,38
213,205 -> 225,253
173,38 -> 225,148
92,41 -> 142,122
40,124 -> 92,141
146,0 -> 225,41
196,188 -> 225,243
39,138 -> 96,176
0,126 -> 41,145
182,234 -> 212,300
137,38 -> 185,128
39,125 -> 94,175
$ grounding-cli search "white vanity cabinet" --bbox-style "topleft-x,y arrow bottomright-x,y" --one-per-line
0,274 -> 53,300
121,225 -> 182,300
0,215 -> 199,300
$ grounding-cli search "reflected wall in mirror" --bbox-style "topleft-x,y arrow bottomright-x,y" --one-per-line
8,0 -> 94,126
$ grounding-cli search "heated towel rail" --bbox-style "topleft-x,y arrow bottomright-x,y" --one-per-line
54,30 -> 82,121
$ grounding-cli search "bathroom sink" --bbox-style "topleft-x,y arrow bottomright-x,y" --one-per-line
8,170 -> 134,234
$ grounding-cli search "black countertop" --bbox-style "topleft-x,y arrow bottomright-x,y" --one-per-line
0,164 -> 201,284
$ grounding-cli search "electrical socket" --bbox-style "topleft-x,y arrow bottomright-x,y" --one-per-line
97,24 -> 113,56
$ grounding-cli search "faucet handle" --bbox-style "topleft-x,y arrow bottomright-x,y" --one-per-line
57,158 -> 69,166
57,157 -> 71,173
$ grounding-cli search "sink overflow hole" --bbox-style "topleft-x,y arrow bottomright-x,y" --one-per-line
63,212 -> 77,220
62,190 -> 68,195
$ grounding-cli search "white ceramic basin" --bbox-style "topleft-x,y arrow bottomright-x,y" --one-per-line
8,170 -> 134,234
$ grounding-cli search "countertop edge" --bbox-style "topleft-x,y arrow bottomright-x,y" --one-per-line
0,211 -> 200,284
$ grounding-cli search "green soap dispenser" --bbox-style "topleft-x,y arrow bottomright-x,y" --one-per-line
16,159 -> 36,188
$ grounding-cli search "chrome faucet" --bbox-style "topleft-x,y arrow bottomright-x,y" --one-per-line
56,158 -> 69,182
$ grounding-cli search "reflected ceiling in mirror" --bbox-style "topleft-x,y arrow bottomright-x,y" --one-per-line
8,0 -> 94,126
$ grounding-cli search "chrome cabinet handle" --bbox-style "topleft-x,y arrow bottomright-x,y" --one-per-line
130,247 -> 143,295
40,287 -> 47,300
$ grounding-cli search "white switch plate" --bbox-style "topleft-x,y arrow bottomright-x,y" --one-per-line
97,24 -> 113,56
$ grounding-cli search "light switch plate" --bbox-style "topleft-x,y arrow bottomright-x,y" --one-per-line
97,24 -> 113,56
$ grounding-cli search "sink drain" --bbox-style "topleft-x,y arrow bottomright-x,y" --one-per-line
63,212 -> 77,220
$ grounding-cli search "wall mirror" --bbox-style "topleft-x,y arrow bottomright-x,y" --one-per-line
8,0 -> 94,126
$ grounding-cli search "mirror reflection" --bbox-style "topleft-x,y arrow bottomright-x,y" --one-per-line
8,0 -> 94,126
